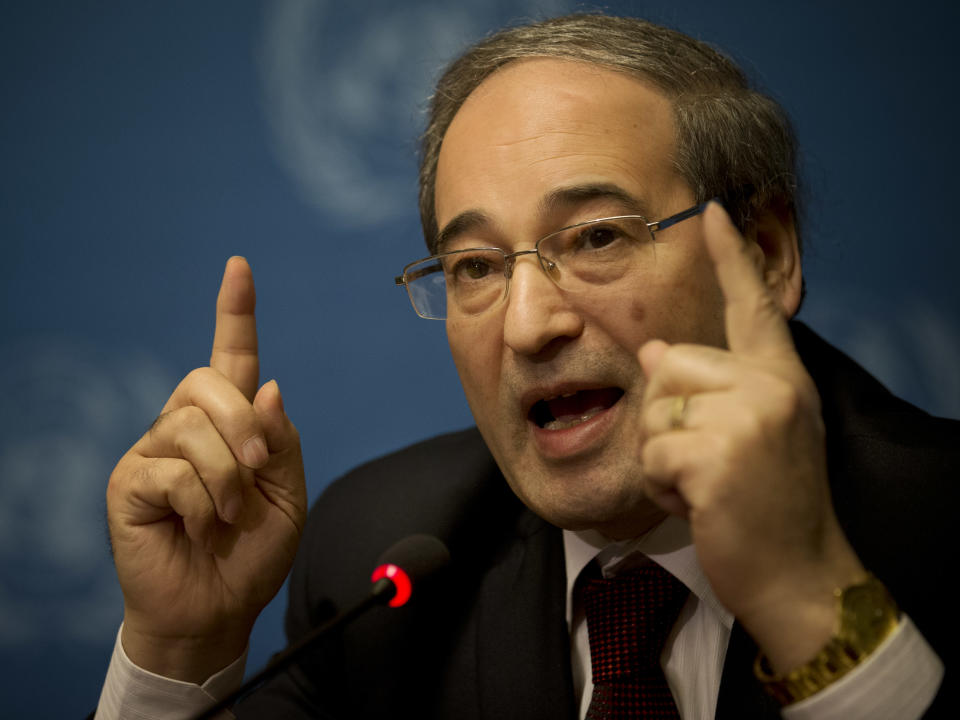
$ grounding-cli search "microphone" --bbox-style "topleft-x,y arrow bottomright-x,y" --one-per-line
370,533 -> 450,607
190,534 -> 450,720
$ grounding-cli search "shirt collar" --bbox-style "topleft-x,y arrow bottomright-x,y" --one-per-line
562,515 -> 733,629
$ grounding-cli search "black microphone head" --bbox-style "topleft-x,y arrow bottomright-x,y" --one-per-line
376,533 -> 450,582
371,534 -> 450,607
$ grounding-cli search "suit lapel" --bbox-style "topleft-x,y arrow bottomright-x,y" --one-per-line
474,516 -> 576,720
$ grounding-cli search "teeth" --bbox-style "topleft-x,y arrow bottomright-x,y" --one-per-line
543,391 -> 578,403
543,408 -> 601,431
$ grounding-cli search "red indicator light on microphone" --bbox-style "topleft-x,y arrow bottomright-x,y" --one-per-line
371,563 -> 412,607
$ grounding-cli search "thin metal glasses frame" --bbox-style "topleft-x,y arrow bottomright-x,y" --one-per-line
395,200 -> 711,320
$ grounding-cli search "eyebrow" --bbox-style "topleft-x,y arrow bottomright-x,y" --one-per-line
435,209 -> 491,254
539,183 -> 648,216
433,183 -> 650,253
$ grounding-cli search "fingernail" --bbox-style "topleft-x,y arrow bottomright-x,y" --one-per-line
223,495 -> 243,525
708,199 -> 732,223
269,379 -> 284,412
240,436 -> 268,468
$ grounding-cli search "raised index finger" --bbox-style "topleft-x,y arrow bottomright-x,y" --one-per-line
703,202 -> 794,358
211,256 -> 259,401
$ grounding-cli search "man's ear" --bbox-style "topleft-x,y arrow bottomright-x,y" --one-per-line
743,205 -> 803,318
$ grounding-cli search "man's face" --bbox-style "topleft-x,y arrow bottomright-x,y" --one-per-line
435,59 -> 727,539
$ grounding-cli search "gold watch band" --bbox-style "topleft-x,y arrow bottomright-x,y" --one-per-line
755,574 -> 900,705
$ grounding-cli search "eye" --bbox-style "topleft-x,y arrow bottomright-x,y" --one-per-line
462,257 -> 491,279
448,252 -> 501,282
574,222 -> 625,251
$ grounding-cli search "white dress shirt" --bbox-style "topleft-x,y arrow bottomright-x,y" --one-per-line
96,626 -> 245,720
564,515 -> 944,720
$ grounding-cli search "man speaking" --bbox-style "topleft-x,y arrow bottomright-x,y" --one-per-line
95,13 -> 954,719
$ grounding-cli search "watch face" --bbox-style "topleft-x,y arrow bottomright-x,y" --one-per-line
840,577 -> 898,648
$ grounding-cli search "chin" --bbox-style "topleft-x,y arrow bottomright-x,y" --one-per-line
518,473 -> 659,537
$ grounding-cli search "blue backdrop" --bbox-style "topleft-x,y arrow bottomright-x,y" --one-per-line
2,1 -> 958,716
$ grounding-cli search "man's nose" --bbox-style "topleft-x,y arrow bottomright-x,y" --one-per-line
502,257 -> 583,356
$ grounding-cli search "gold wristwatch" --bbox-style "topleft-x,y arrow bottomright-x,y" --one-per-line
755,574 -> 900,705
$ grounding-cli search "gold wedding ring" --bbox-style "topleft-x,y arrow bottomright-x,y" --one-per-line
669,395 -> 689,430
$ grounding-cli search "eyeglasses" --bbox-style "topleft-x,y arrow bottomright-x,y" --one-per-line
395,201 -> 709,320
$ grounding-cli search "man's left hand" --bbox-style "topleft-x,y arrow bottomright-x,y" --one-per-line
639,202 -> 865,673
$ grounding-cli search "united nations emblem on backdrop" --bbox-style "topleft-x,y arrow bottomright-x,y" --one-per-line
0,338 -> 174,645
257,0 -> 571,227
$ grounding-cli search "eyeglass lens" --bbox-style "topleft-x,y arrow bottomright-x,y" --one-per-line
403,216 -> 658,319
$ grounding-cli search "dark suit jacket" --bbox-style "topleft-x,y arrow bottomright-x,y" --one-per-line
237,323 -> 958,719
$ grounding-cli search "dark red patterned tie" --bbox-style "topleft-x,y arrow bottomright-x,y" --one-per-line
584,563 -> 688,719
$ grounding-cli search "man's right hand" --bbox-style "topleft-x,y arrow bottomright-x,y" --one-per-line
106,257 -> 307,683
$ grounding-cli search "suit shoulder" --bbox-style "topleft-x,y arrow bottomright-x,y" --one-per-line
315,427 -> 495,514
295,427 -> 513,584
339,426 -> 491,482
792,320 -> 960,447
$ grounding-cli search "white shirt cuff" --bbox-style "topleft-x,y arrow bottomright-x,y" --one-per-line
782,614 -> 943,720
95,625 -> 247,720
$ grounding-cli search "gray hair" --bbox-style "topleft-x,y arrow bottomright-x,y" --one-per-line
418,13 -> 800,255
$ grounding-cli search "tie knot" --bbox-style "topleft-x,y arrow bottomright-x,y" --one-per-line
584,563 -> 688,683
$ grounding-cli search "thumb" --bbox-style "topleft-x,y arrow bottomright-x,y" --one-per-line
252,379 -> 306,527
639,338 -> 671,380
253,380 -> 299,455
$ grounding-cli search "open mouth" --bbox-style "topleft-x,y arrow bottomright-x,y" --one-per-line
529,387 -> 624,431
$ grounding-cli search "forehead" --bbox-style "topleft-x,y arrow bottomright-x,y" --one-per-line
434,58 -> 684,232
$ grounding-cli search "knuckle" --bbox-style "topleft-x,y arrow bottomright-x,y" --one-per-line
109,453 -> 156,494
156,458 -> 191,492
184,366 -> 216,385
172,367 -> 214,399
129,459 -> 159,486
176,404 -> 212,433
